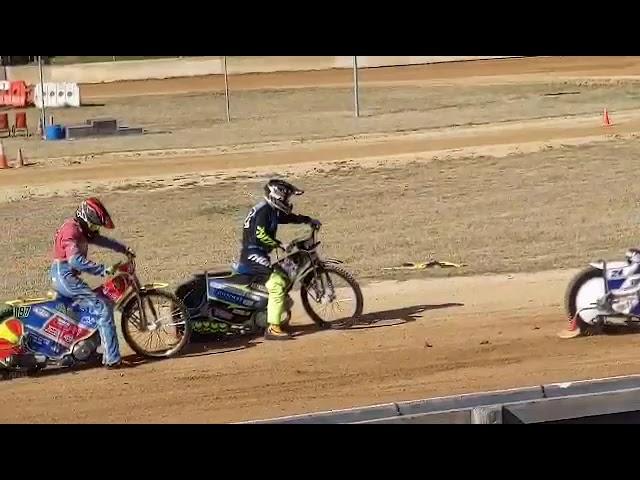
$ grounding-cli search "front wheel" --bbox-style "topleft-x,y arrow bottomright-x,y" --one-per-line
121,290 -> 192,359
564,266 -> 606,335
301,265 -> 364,328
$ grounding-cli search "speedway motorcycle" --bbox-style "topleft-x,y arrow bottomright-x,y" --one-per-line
175,225 -> 364,338
0,252 -> 191,374
565,248 -> 640,333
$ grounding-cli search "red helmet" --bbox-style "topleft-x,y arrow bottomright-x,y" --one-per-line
76,197 -> 114,230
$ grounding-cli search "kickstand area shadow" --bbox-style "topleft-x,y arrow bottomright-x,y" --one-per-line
292,303 -> 464,337
1,352 -> 148,381
179,334 -> 260,358
600,324 -> 640,336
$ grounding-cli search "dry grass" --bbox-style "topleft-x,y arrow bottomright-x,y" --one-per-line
5,81 -> 640,159
2,138 -> 640,299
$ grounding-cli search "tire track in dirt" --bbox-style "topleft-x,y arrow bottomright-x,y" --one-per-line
2,270 -> 640,423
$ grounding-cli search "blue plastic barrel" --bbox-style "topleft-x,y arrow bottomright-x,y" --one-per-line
45,124 -> 65,140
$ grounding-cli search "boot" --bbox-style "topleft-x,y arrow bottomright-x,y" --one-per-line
264,324 -> 292,340
557,317 -> 582,339
106,359 -> 134,370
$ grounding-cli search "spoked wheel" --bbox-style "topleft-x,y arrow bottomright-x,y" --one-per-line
301,265 -> 363,329
565,267 -> 608,336
121,290 -> 191,359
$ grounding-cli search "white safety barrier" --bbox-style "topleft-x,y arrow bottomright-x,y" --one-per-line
33,82 -> 81,108
0,81 -> 9,91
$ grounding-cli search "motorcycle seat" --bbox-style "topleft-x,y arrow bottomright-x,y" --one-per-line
206,270 -> 234,279
218,274 -> 255,287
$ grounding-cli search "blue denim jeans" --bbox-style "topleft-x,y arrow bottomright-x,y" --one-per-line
51,262 -> 121,366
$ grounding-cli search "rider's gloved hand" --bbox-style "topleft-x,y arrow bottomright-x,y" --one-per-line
309,218 -> 322,229
627,249 -> 640,264
104,263 -> 122,276
280,242 -> 293,253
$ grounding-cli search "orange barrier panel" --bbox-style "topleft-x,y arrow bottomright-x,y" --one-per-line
12,111 -> 28,137
9,81 -> 27,108
0,113 -> 9,138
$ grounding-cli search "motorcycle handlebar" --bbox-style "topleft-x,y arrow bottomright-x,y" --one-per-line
280,224 -> 321,253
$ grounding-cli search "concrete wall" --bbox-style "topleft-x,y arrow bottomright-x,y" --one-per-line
4,56 -> 519,85
244,374 -> 640,424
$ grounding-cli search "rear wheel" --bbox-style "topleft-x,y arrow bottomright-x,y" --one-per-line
301,265 -> 363,328
121,290 -> 191,358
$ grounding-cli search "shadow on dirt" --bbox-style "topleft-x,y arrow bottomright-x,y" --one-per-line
291,303 -> 464,338
599,324 -> 640,336
0,352 -> 149,381
180,335 -> 260,358
1,303 -> 463,381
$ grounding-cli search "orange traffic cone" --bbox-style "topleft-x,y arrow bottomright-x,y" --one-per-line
0,141 -> 8,169
603,108 -> 613,127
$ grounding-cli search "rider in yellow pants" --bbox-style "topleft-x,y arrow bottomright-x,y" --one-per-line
266,270 -> 289,330
235,179 -> 321,340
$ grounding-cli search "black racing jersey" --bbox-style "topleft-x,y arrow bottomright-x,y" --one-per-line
237,200 -> 310,274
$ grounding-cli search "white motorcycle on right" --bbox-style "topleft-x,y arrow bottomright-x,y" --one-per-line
563,249 -> 640,337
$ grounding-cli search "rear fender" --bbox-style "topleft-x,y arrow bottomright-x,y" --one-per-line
143,282 -> 170,290
299,258 -> 345,288
5,291 -> 58,308
322,258 -> 344,266
589,261 -> 627,271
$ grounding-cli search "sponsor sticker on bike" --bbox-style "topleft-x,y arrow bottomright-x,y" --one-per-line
42,316 -> 88,348
54,302 -> 74,318
79,315 -> 97,330
32,306 -> 51,319
610,269 -> 624,278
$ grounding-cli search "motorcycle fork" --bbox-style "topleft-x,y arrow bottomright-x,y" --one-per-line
602,260 -> 609,295
317,265 -> 336,302
131,278 -> 154,332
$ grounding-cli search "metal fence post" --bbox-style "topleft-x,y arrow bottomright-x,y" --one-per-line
38,56 -> 47,138
353,56 -> 360,117
223,56 -> 230,122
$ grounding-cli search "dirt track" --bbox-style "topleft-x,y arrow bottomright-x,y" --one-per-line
3,109 -> 640,201
3,270 -> 640,424
81,56 -> 640,98
4,57 -> 640,423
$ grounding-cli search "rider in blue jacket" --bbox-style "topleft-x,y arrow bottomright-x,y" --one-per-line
235,179 -> 321,340
52,198 -> 133,368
